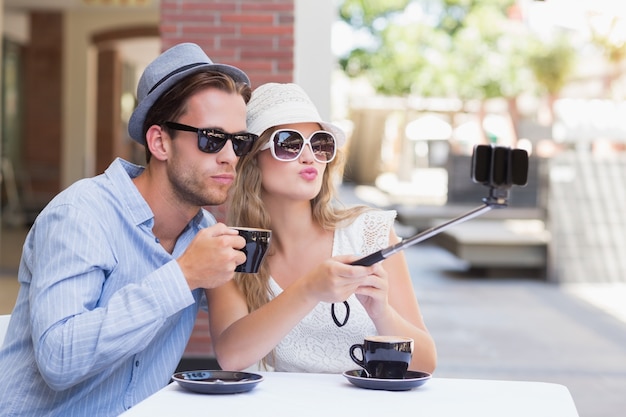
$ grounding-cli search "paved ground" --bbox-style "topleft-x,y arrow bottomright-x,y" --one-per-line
2,183 -> 626,416
404,243 -> 626,417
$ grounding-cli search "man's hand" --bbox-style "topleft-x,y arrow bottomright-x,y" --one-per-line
177,223 -> 246,290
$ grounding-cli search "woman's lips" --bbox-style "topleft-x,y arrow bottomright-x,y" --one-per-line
299,168 -> 318,181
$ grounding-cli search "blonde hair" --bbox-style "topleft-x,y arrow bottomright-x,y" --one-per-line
227,127 -> 371,365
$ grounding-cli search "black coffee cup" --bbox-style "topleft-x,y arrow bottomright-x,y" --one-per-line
349,335 -> 414,379
233,227 -> 272,273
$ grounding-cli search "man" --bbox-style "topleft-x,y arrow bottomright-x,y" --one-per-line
0,43 -> 256,416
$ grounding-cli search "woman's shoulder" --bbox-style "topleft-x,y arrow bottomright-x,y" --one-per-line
349,208 -> 397,228
334,208 -> 397,255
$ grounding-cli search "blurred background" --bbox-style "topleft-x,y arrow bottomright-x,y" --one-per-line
1,2 -> 626,416
3,0 -> 626,283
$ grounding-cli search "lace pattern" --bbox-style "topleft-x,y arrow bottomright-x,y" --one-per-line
266,210 -> 397,373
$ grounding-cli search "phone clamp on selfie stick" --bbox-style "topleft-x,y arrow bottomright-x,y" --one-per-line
331,144 -> 530,327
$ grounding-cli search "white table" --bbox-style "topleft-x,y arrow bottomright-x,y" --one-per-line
120,372 -> 579,417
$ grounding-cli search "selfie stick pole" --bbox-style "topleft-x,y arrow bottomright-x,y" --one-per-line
350,145 -> 529,267
350,197 -> 504,267
333,145 -> 528,327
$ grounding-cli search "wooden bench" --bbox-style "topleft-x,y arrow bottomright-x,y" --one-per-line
396,205 -> 545,232
428,219 -> 550,272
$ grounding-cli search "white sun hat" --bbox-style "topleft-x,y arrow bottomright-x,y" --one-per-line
246,83 -> 346,146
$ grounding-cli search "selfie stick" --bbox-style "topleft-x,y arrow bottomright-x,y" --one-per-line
350,145 -> 529,267
332,145 -> 529,327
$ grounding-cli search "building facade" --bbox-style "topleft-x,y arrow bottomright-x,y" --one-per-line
1,0 -> 336,362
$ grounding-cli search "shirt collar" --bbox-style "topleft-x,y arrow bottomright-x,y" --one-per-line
105,158 -> 212,230
105,158 -> 154,226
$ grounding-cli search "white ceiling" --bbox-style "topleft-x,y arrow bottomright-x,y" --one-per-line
3,0 -> 160,67
4,0 -> 159,11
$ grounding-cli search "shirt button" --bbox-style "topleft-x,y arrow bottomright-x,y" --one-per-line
155,238 -> 160,243
135,360 -> 140,367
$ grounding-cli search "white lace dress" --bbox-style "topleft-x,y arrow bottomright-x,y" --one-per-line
265,209 -> 397,373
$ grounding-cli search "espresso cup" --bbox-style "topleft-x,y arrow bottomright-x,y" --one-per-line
349,335 -> 414,379
232,227 -> 272,273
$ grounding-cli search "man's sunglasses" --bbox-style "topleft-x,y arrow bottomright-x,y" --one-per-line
260,129 -> 337,163
164,121 -> 258,157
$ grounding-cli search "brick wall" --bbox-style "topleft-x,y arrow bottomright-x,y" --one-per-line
160,0 -> 294,87
160,0 -> 295,360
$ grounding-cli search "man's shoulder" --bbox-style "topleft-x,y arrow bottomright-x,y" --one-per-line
42,169 -> 132,219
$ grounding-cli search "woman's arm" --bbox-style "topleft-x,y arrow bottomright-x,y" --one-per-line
355,228 -> 437,373
206,279 -> 314,370
207,256 -> 373,370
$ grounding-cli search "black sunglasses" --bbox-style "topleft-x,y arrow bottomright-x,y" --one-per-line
164,121 -> 258,157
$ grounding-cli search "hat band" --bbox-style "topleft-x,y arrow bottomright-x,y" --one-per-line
147,62 -> 206,95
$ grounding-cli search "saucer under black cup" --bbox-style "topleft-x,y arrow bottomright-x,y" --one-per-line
342,369 -> 431,391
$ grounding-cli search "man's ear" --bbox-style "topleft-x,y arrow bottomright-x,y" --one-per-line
146,125 -> 169,161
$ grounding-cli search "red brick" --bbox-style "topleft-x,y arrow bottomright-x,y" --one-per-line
277,61 -> 294,72
182,2 -> 237,12
182,25 -> 236,35
242,49 -> 293,60
241,25 -> 293,36
248,73 -> 293,85
240,61 -> 273,71
221,13 -> 273,24
221,35 -> 271,47
240,2 -> 293,13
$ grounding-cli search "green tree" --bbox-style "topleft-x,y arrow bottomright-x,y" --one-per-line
446,5 -> 533,141
526,34 -> 577,124
338,0 -> 411,29
338,0 -> 519,99
588,14 -> 626,97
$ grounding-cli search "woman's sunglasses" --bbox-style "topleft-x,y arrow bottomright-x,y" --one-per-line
164,121 -> 258,157
260,129 -> 337,163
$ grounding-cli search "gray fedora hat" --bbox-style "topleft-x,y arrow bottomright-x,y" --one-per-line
128,42 -> 250,144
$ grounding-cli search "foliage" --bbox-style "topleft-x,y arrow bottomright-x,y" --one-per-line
526,34 -> 577,96
437,0 -> 515,36
336,0 -> 546,100
589,15 -> 626,64
338,0 -> 411,29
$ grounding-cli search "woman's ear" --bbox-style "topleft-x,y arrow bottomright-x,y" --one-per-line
146,125 -> 169,161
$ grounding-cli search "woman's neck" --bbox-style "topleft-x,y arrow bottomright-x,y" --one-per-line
264,197 -> 333,287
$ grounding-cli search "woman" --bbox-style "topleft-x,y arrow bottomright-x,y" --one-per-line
206,83 -> 436,374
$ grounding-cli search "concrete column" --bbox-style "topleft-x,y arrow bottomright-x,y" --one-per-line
294,0 -> 334,121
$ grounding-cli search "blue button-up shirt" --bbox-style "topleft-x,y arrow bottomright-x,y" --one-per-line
0,158 -> 213,416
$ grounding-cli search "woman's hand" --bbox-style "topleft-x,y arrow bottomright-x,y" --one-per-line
300,255 -> 375,304
354,262 -> 392,320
